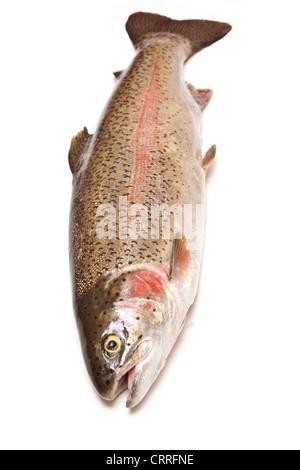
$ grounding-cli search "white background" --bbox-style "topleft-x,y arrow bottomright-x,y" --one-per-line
0,0 -> 299,450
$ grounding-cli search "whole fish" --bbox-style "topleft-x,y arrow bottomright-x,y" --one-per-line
69,12 -> 231,408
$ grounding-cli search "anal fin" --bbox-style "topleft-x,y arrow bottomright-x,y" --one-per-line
68,127 -> 92,174
186,83 -> 213,111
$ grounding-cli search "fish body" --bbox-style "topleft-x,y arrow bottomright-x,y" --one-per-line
69,12 -> 231,407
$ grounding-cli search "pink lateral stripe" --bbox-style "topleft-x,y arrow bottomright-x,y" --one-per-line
130,59 -> 161,202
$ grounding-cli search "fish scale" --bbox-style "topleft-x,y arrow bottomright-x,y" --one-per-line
69,12 -> 231,407
71,39 -> 202,298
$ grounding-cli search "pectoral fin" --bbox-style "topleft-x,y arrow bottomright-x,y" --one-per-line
170,235 -> 191,280
68,127 -> 92,174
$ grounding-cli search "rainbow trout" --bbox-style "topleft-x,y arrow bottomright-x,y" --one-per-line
69,12 -> 231,408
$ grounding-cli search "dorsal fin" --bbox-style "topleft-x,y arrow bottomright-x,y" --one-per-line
186,83 -> 213,110
68,127 -> 92,174
126,12 -> 232,59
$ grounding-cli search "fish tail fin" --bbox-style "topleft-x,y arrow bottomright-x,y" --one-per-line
126,12 -> 231,59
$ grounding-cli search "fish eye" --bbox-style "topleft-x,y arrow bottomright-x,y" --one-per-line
103,335 -> 122,354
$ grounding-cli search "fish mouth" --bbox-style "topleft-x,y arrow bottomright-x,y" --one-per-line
114,365 -> 137,396
114,340 -> 153,403
114,362 -> 144,408
126,362 -> 145,408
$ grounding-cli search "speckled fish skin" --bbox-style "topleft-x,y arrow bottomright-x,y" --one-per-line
69,12 -> 231,408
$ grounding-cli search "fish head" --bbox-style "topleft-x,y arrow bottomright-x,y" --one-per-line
76,267 -> 177,408
99,293 -> 176,407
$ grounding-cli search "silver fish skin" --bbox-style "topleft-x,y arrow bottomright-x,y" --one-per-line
68,12 -> 231,407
